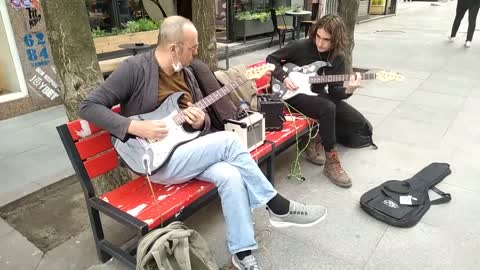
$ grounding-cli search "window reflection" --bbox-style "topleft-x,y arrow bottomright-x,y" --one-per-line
86,0 -> 150,31
119,0 -> 145,25
86,0 -> 114,30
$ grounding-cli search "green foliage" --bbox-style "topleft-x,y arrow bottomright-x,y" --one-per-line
235,6 -> 293,22
91,18 -> 161,38
235,11 -> 269,22
371,0 -> 385,5
275,6 -> 292,16
91,27 -> 107,38
123,18 -> 160,33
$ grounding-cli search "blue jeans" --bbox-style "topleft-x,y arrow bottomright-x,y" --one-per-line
150,131 -> 277,254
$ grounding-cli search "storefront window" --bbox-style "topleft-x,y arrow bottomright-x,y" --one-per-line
216,0 -> 228,41
0,3 -> 27,101
229,0 -> 295,42
119,0 -> 144,25
86,0 -> 115,31
233,0 -> 270,12
86,0 -> 155,32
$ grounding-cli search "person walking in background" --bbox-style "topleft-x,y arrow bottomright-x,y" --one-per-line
449,0 -> 480,48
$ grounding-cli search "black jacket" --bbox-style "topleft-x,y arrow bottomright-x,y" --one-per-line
266,39 -> 351,101
79,50 -> 211,141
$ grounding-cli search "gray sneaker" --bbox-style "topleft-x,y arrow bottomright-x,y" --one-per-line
268,201 -> 327,228
232,254 -> 260,270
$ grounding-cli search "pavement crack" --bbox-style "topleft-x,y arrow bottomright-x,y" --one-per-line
34,252 -> 46,270
361,226 -> 388,270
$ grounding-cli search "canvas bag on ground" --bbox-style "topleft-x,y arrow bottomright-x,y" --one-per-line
214,64 -> 258,110
188,59 -> 238,131
136,221 -> 219,270
360,163 -> 452,228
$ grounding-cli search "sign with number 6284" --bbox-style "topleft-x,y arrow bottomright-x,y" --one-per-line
23,32 -> 50,67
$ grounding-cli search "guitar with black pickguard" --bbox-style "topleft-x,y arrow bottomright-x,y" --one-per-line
271,61 -> 404,100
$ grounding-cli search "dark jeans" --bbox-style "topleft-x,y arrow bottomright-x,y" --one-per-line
451,0 -> 480,42
287,93 -> 366,151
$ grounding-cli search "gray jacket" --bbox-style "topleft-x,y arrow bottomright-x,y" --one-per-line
79,50 -> 211,141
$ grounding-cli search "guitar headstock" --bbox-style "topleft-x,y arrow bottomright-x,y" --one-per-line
245,63 -> 276,80
375,71 -> 404,82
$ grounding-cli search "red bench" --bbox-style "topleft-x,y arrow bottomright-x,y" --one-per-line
57,62 -> 312,268
57,110 -> 275,268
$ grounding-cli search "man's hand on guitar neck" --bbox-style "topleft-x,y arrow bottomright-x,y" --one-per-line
344,72 -> 362,95
183,102 -> 205,130
128,120 -> 169,140
283,77 -> 299,91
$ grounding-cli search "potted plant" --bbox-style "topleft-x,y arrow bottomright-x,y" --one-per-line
233,6 -> 293,42
92,18 -> 161,54
369,0 -> 386,15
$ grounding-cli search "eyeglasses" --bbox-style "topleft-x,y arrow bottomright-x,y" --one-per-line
182,43 -> 199,51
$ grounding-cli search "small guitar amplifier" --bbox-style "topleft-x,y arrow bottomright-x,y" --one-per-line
224,111 -> 265,152
257,94 -> 284,131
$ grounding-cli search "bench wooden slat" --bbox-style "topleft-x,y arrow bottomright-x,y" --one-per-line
67,106 -> 121,141
98,177 -> 209,210
137,181 -> 216,229
84,149 -> 119,179
76,132 -> 113,160
67,119 -> 103,141
265,119 -> 311,147
250,142 -> 272,161
99,175 -> 149,199
101,178 -> 175,212
99,176 -> 215,229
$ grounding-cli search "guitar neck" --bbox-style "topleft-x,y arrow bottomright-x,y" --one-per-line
173,77 -> 247,124
309,73 -> 376,84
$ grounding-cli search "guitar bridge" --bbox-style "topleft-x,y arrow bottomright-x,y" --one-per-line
136,137 -> 151,150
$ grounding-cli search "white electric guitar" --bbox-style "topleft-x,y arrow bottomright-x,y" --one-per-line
113,63 -> 275,175
271,61 -> 404,100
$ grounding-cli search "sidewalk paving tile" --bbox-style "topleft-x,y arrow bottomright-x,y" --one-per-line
0,218 -> 14,237
364,222 -> 480,270
0,230 -> 43,270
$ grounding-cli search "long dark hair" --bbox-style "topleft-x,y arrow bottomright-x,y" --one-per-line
308,14 -> 348,59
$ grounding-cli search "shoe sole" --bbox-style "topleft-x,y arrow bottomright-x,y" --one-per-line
269,208 -> 327,228
231,256 -> 241,270
324,171 -> 352,188
305,156 -> 325,165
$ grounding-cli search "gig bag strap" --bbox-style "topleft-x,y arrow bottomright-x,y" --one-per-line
430,186 -> 452,205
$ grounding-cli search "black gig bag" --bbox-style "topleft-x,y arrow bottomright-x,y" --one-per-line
360,163 -> 452,228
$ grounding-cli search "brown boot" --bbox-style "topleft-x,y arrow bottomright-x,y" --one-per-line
324,149 -> 352,188
305,136 -> 325,165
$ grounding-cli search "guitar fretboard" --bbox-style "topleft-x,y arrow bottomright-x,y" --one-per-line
309,73 -> 376,84
173,77 -> 247,125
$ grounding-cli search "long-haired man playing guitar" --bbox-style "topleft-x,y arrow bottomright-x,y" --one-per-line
267,15 -> 368,188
